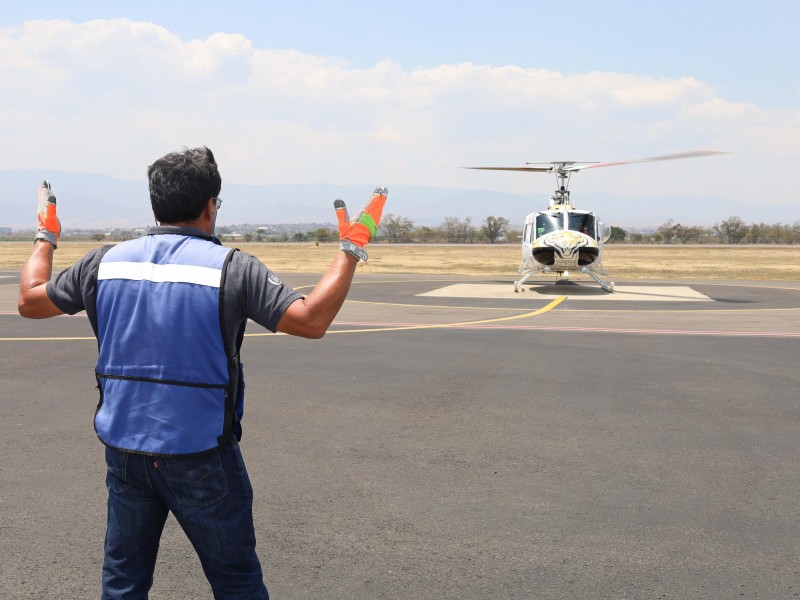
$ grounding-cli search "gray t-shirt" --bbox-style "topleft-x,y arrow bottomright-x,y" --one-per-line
46,227 -> 303,357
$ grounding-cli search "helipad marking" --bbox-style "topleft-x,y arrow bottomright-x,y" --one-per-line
419,284 -> 713,302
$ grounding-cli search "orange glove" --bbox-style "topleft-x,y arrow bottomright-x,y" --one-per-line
34,180 -> 61,249
335,187 -> 388,262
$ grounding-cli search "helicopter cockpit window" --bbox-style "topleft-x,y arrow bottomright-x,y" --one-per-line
535,213 -> 564,238
568,213 -> 597,238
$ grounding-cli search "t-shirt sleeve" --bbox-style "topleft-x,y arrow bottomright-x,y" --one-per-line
225,251 -> 303,333
45,246 -> 110,315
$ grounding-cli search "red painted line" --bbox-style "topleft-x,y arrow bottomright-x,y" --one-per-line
3,316 -> 796,339
331,321 -> 800,338
0,311 -> 86,317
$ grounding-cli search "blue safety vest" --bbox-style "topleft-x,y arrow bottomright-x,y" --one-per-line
94,233 -> 240,455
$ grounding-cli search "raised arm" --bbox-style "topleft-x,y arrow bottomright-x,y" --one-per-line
18,181 -> 64,319
276,187 -> 387,338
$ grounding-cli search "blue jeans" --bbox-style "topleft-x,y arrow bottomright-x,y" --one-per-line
102,442 -> 269,599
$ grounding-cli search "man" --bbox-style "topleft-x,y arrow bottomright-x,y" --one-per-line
18,146 -> 387,599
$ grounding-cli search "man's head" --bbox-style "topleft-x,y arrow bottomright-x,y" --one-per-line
148,147 -> 222,224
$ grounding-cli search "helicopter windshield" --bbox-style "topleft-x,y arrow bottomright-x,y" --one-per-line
535,213 -> 564,238
568,213 -> 597,238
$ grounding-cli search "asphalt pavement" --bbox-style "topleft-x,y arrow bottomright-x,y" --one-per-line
2,271 -> 799,599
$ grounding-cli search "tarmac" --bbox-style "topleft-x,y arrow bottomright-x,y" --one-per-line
2,269 -> 799,599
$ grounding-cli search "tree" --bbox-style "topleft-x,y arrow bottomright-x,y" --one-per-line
441,216 -> 479,243
382,213 -> 415,243
415,226 -> 435,243
463,216 -> 477,243
314,227 -> 333,243
748,223 -> 766,244
628,232 -> 645,244
658,220 -> 683,244
482,216 -> 509,243
292,232 -> 306,242
608,226 -> 627,243
441,217 -> 461,243
677,226 -> 704,244
714,216 -> 748,244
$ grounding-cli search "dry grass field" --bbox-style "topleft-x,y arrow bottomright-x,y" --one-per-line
2,241 -> 798,280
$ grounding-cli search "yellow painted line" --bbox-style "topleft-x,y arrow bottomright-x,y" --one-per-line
0,297 -> 567,341
245,296 -> 567,336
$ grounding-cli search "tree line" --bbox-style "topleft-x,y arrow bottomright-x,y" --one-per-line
234,214 -> 800,244
234,215 -> 515,244
612,217 -> 800,244
331,214 -> 799,244
7,214 -> 797,244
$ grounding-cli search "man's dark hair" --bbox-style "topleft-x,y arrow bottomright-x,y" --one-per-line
148,146 -> 222,224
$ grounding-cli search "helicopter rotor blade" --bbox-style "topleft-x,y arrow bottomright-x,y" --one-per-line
464,166 -> 553,172
565,150 -> 729,171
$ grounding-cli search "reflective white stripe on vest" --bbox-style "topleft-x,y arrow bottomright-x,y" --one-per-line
98,262 -> 222,288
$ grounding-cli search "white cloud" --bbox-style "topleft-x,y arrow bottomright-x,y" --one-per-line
0,18 -> 797,204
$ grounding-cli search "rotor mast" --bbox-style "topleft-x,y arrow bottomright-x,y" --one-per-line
525,161 -> 589,207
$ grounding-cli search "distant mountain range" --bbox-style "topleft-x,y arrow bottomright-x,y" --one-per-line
3,168 -> 798,231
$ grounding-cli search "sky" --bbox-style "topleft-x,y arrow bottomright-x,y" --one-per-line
1,0 -> 799,212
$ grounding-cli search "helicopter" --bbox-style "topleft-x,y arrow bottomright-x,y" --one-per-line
467,150 -> 728,293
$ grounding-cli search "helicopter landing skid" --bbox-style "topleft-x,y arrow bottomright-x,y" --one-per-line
582,267 -> 615,292
514,266 -> 615,293
513,268 -> 537,293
